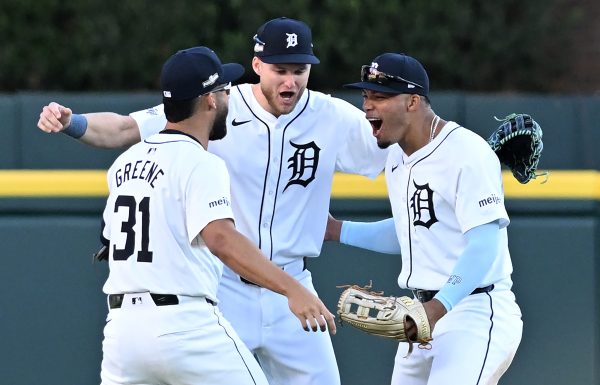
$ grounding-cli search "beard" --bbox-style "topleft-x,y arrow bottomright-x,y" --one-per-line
260,83 -> 303,117
209,104 -> 228,141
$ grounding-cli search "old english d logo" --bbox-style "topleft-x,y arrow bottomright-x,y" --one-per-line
410,181 -> 438,228
284,141 -> 320,191
286,33 -> 298,48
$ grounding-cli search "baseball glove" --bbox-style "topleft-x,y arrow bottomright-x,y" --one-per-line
337,283 -> 432,357
487,113 -> 547,184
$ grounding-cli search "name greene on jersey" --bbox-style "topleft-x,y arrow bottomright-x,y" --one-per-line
115,159 -> 165,188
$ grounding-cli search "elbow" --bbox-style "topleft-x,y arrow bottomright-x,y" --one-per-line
205,232 -> 229,258
202,219 -> 236,263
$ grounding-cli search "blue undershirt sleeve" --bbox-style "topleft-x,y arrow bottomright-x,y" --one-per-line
339,218 -> 401,254
433,221 -> 500,311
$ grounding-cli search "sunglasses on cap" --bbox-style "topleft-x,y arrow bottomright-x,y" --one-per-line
360,65 -> 424,89
206,82 -> 232,95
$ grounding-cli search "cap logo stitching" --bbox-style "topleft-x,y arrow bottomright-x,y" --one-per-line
163,91 -> 172,97
286,33 -> 298,48
202,73 -> 219,87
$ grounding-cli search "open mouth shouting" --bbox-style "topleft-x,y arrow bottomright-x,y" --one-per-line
367,117 -> 383,137
279,91 -> 296,106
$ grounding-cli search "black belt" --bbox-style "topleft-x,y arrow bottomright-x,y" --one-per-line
412,284 -> 494,303
108,293 -> 215,309
241,257 -> 307,286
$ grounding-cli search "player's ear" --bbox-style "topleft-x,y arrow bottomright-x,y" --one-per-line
252,56 -> 262,76
200,93 -> 217,111
406,94 -> 421,111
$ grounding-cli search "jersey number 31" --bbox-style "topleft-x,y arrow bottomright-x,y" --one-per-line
113,195 -> 153,262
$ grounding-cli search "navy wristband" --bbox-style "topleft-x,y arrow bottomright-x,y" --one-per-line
62,114 -> 88,138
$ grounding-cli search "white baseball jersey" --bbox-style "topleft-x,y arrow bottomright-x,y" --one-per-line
102,131 -> 234,301
131,83 -> 388,266
387,122 -> 522,385
386,121 -> 513,291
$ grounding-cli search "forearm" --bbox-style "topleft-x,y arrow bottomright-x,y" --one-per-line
207,225 -> 299,296
434,221 -> 499,311
77,112 -> 141,149
340,218 -> 401,254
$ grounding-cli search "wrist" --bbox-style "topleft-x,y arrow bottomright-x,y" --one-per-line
326,215 -> 342,242
431,294 -> 452,312
423,298 -> 448,331
62,114 -> 88,138
331,219 -> 342,242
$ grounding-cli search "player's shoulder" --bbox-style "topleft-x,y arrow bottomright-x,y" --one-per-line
186,150 -> 229,183
306,89 -> 363,115
180,141 -> 227,168
228,83 -> 258,114
130,104 -> 165,119
229,83 -> 251,102
447,123 -> 499,164
165,137 -> 228,179
202,149 -> 228,167
448,123 -> 492,148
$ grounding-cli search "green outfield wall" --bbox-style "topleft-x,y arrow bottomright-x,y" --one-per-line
1,92 -> 599,385
2,91 -> 600,171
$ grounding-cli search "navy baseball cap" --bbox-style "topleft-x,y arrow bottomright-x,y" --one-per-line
253,17 -> 320,64
161,46 -> 245,101
344,53 -> 429,97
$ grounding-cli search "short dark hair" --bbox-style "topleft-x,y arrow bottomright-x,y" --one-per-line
163,96 -> 199,123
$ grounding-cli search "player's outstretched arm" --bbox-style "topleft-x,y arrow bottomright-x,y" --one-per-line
325,213 -> 401,254
37,101 -> 141,148
202,218 -> 336,335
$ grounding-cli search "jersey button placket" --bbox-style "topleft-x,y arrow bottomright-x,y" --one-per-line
261,123 -> 283,259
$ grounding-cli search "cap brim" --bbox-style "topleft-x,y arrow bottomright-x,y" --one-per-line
221,63 -> 245,84
258,54 -> 320,65
343,81 -> 405,94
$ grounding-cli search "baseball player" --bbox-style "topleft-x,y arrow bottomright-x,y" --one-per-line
326,53 -> 523,385
37,18 -> 388,385
99,46 -> 335,385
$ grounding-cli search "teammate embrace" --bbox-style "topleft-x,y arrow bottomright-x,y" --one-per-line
38,16 -> 522,385
40,17 -> 385,385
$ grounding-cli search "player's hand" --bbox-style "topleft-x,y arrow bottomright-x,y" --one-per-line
421,298 -> 447,333
287,285 -> 337,335
38,102 -> 73,133
403,317 -> 417,341
400,299 -> 446,341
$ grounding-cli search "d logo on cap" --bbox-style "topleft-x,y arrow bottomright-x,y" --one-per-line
286,33 -> 298,48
